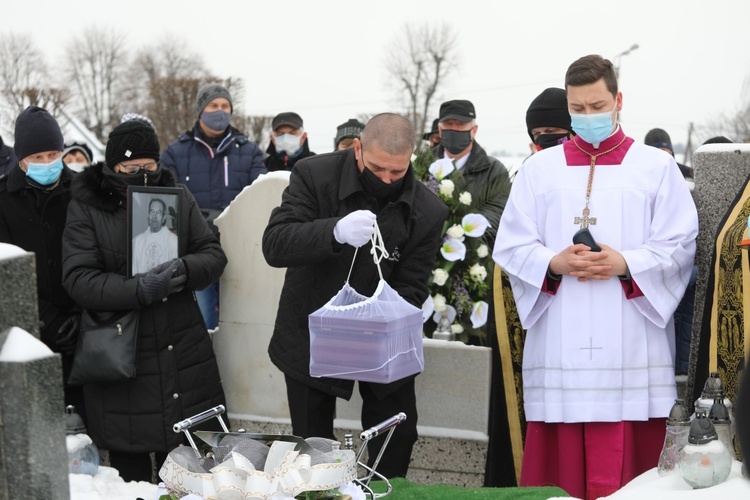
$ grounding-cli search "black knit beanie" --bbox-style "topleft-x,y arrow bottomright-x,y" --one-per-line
195,84 -> 233,115
644,128 -> 673,154
105,120 -> 160,169
13,106 -> 64,160
525,88 -> 571,140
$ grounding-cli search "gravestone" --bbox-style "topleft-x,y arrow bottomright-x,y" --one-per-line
688,143 -> 750,400
214,171 -> 492,486
0,244 -> 69,500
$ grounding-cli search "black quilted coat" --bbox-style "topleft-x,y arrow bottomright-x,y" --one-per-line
62,162 -> 227,453
262,149 -> 448,400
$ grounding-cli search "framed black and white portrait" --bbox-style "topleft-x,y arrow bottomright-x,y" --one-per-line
127,186 -> 182,278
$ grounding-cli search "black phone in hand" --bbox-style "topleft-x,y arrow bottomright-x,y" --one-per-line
572,227 -> 602,252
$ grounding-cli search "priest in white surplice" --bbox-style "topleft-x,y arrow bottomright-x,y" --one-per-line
493,55 -> 698,500
132,198 -> 178,275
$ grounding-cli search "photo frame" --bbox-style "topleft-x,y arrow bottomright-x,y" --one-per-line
127,186 -> 182,278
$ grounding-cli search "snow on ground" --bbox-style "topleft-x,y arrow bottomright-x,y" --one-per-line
604,461 -> 750,499
69,467 -> 158,500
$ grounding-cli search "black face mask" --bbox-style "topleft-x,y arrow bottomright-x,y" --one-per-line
534,132 -> 570,151
103,164 -> 163,196
441,129 -> 473,154
359,166 -> 404,199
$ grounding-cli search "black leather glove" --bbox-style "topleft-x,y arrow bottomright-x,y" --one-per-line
148,258 -> 186,277
136,260 -> 188,305
55,314 -> 80,355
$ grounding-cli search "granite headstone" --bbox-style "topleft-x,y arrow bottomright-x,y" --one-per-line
688,144 -> 750,401
0,245 -> 69,499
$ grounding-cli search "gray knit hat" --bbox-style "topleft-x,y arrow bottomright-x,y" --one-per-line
195,84 -> 233,115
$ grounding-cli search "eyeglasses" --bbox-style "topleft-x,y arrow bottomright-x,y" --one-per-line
118,161 -> 159,175
148,209 -> 164,217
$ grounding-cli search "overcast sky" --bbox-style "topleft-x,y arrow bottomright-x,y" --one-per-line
4,0 -> 749,162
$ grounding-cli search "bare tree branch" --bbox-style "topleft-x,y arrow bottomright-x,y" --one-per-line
385,23 -> 458,150
0,34 -> 69,139
65,27 -> 129,141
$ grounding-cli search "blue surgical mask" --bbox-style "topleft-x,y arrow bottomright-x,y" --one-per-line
274,133 -> 302,156
570,104 -> 616,144
201,110 -> 231,132
25,157 -> 64,186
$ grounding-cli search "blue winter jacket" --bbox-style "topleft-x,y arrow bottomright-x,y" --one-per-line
161,124 -> 266,212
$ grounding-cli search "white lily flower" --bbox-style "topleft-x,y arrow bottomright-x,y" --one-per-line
462,213 -> 490,238
432,304 -> 456,324
440,238 -> 466,261
428,158 -> 455,180
470,301 -> 489,328
422,295 -> 435,323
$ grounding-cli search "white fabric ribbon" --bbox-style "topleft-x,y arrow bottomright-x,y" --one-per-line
159,440 -> 357,499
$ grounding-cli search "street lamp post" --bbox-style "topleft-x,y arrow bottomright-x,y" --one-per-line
614,43 -> 639,81
614,44 -> 639,121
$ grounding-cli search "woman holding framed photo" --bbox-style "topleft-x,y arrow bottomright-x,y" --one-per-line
61,119 -> 228,482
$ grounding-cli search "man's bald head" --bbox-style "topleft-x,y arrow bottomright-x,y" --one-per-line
360,113 -> 416,155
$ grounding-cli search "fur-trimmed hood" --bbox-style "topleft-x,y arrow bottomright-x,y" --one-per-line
71,161 -> 178,213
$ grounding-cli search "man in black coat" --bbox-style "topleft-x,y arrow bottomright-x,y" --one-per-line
0,106 -> 81,407
263,113 -> 449,478
0,132 -> 17,176
432,99 -> 511,248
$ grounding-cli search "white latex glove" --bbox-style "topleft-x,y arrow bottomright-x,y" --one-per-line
333,210 -> 377,247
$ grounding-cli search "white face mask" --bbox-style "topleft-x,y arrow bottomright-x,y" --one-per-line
66,162 -> 87,173
274,133 -> 302,155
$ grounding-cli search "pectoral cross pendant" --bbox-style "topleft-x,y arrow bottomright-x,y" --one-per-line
574,207 -> 597,228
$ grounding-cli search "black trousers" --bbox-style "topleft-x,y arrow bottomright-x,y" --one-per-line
284,375 -> 418,478
109,450 -> 167,483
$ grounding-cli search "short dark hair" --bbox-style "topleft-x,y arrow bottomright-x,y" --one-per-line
360,113 -> 416,155
565,54 -> 618,97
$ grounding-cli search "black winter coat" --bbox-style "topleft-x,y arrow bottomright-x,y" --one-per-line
0,164 -> 77,347
0,137 -> 17,176
264,139 -> 315,172
433,141 -> 511,247
62,163 -> 227,453
262,149 -> 449,399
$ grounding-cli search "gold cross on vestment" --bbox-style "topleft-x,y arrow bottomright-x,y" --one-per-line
574,207 -> 597,229
571,134 -> 628,229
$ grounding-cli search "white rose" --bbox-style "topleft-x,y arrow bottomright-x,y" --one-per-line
477,244 -> 489,258
459,191 -> 472,205
439,179 -> 455,197
451,324 -> 464,334
433,293 -> 447,312
432,268 -> 449,286
446,224 -> 465,239
469,263 -> 487,282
